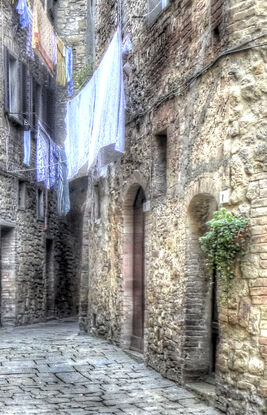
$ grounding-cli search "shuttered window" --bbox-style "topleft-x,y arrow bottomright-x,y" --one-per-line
4,47 -> 24,126
4,48 -> 34,130
147,0 -> 170,24
32,79 -> 55,136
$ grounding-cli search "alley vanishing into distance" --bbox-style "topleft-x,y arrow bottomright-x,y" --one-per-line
0,320 -> 220,415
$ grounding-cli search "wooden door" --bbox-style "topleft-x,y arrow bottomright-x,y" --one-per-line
130,187 -> 145,352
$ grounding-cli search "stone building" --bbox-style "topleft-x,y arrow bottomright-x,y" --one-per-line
74,0 -> 267,414
0,0 -> 79,325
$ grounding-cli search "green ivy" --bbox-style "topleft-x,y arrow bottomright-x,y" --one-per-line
199,208 -> 251,286
73,62 -> 95,90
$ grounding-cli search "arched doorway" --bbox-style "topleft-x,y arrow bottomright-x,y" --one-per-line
184,193 -> 218,381
121,184 -> 146,353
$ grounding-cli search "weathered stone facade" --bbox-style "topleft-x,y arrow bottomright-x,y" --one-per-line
78,0 -> 267,413
0,0 -> 78,324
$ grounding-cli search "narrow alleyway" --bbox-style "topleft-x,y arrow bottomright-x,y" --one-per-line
0,320 -> 220,415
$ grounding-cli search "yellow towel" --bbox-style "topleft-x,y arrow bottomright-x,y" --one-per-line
56,37 -> 67,87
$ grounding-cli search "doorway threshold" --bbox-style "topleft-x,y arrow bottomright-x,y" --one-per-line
124,349 -> 144,364
186,377 -> 216,406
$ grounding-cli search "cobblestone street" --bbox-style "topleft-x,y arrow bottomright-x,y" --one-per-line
0,320 -> 221,415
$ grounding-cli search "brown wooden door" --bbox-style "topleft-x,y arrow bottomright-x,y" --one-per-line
211,269 -> 218,373
130,187 -> 145,352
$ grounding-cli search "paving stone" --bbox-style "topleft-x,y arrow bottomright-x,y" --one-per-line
0,321 -> 221,414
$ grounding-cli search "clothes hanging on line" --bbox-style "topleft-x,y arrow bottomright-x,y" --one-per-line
26,7 -> 34,59
56,37 -> 66,87
36,122 -> 51,188
65,28 -> 125,179
16,0 -> 30,29
32,0 -> 56,73
56,149 -> 70,216
49,139 -> 60,189
122,34 -> 132,55
23,130 -> 31,166
36,122 -> 70,215
65,47 -> 74,97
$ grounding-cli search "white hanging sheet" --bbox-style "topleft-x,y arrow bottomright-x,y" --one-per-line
65,28 -> 125,180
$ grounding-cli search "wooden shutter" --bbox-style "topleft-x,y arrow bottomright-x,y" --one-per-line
3,47 -> 10,114
18,61 -> 23,125
22,64 -> 33,130
33,80 -> 42,130
46,88 -> 55,136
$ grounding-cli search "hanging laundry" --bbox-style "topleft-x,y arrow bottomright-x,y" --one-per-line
32,0 -> 56,73
36,122 -> 70,215
16,0 -> 30,29
26,7 -> 34,60
56,37 -> 66,87
65,28 -> 125,179
49,139 -> 60,189
56,149 -> 70,216
122,34 -> 133,55
36,122 -> 51,189
23,130 -> 31,166
65,47 -> 74,97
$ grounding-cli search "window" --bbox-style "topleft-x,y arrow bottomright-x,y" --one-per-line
33,79 -> 55,135
4,48 -> 23,126
18,181 -> 26,210
94,184 -> 101,220
152,132 -> 167,197
47,0 -> 57,22
37,189 -> 45,220
4,48 -> 33,129
147,0 -> 170,24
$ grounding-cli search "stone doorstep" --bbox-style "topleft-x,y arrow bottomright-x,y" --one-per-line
185,380 -> 216,407
123,349 -> 144,364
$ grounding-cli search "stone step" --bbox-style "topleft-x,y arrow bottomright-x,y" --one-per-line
186,381 -> 216,406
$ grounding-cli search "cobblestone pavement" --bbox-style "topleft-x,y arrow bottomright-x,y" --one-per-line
0,319 -> 221,415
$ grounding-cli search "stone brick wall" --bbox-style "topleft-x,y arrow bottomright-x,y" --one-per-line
0,0 -> 78,324
78,0 -> 267,413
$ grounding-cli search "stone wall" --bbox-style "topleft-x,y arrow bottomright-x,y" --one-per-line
0,0 -> 78,324
79,0 -> 267,413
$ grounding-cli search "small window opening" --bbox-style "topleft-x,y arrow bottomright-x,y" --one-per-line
153,132 -> 167,197
94,184 -> 101,220
92,313 -> 97,328
213,25 -> 220,40
18,181 -> 26,210
147,0 -> 170,24
37,189 -> 45,220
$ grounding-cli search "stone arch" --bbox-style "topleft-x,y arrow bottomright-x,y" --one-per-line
120,181 -> 148,351
183,192 -> 218,381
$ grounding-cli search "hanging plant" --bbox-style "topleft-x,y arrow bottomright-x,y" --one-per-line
199,208 -> 251,284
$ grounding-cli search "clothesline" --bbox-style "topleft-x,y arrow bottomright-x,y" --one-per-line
7,159 -> 67,174
14,0 -> 73,94
65,28 -> 125,180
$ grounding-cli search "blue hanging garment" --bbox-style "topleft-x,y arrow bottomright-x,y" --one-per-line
49,139 -> 60,189
36,122 -> 51,189
56,149 -> 70,216
122,35 -> 133,55
26,7 -> 34,59
16,0 -> 30,29
23,130 -> 31,166
65,47 -> 74,97
65,28 -> 125,179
